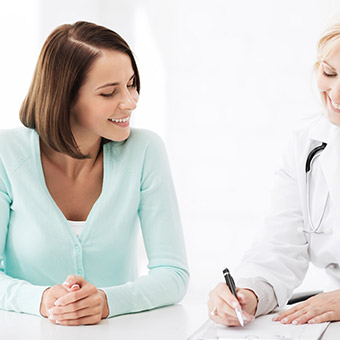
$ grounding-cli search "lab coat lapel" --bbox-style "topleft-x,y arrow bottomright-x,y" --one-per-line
319,128 -> 340,223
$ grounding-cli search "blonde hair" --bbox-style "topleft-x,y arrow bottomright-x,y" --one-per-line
315,19 -> 340,71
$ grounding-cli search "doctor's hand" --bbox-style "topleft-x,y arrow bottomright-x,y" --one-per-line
208,282 -> 257,326
41,275 -> 109,325
273,290 -> 340,324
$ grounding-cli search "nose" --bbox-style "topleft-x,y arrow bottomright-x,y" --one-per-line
328,79 -> 340,104
118,87 -> 138,111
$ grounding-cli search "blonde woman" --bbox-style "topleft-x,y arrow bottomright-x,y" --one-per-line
0,21 -> 189,325
208,19 -> 340,326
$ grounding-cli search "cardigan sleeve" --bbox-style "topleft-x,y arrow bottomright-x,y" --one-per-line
101,133 -> 189,317
0,169 -> 49,316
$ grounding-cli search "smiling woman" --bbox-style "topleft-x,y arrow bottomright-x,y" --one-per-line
0,21 -> 189,326
208,18 -> 340,327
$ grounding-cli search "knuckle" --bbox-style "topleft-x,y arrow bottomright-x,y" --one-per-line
89,286 -> 97,295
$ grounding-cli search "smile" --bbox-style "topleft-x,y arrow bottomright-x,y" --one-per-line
328,96 -> 340,110
108,116 -> 130,123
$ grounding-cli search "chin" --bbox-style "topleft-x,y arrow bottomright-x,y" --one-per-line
107,128 -> 131,142
327,112 -> 340,127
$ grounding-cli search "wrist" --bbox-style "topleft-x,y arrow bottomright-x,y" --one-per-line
98,289 -> 109,319
244,288 -> 259,315
40,287 -> 51,317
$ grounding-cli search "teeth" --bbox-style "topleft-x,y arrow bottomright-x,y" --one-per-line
109,117 -> 130,123
331,98 -> 340,110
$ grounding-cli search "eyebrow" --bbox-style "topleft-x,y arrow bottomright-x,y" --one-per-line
95,74 -> 135,90
322,61 -> 336,71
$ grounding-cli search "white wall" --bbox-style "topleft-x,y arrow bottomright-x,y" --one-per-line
2,0 -> 340,304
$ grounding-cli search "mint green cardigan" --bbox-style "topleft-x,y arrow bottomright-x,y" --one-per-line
0,127 -> 189,317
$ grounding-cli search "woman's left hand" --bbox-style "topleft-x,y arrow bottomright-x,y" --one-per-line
273,290 -> 340,325
48,275 -> 109,325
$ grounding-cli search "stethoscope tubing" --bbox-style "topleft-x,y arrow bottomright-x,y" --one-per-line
304,142 -> 328,234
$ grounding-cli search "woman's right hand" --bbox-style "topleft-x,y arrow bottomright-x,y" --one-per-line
208,282 -> 258,326
40,283 -> 80,322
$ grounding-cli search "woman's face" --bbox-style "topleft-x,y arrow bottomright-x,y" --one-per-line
317,42 -> 340,126
71,50 -> 138,144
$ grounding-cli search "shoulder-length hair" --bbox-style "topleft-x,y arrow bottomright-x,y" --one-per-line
20,21 -> 140,159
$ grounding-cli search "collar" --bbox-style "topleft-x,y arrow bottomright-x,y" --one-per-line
307,114 -> 340,144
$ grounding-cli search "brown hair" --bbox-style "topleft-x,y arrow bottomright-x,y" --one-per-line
20,21 -> 140,159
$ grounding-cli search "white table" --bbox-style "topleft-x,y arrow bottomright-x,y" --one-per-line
1,304 -> 339,339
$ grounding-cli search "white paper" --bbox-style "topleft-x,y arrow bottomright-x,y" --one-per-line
188,312 -> 329,340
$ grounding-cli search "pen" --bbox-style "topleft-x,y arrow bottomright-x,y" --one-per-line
223,267 -> 244,327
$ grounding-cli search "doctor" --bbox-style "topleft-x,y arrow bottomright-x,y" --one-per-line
208,19 -> 340,326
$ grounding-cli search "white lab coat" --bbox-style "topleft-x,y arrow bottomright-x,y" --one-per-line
235,114 -> 340,307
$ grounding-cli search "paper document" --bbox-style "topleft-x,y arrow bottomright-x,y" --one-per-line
188,312 -> 329,340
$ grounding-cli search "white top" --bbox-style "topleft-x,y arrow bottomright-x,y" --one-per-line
68,220 -> 86,237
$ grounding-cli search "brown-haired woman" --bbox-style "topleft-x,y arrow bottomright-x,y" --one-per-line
0,21 -> 189,326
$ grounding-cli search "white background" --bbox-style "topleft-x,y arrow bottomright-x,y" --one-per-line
1,0 -> 340,304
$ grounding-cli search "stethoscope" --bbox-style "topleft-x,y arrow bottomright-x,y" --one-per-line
302,142 -> 332,234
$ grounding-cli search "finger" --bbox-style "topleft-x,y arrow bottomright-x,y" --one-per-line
49,295 -> 100,316
216,283 -> 241,310
273,304 -> 304,321
291,309 -> 322,325
63,275 -> 84,289
56,314 -> 101,326
237,292 -> 246,305
55,285 -> 97,306
66,284 -> 80,292
274,307 -> 309,324
308,311 -> 334,324
50,305 -> 102,322
210,310 -> 240,327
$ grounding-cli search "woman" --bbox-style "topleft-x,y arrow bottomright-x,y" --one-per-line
208,19 -> 340,326
0,21 -> 189,326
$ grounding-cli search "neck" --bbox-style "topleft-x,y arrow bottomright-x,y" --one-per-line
40,138 -> 103,180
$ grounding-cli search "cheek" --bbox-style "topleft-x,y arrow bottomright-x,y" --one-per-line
130,89 -> 139,104
316,72 -> 328,93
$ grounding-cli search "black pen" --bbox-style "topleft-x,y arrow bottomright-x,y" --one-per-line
223,267 -> 244,327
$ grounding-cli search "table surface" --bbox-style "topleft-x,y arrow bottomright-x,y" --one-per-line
1,303 -> 339,340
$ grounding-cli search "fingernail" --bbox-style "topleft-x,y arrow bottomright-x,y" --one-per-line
71,284 -> 80,289
272,316 -> 278,321
49,314 -> 56,320
49,307 -> 57,314
63,281 -> 70,286
292,319 -> 299,325
56,320 -> 60,324
231,301 -> 241,309
281,317 -> 288,324
54,300 -> 62,306
308,319 -> 316,324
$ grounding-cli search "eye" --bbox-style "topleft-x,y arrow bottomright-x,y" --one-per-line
127,76 -> 137,88
100,90 -> 116,98
323,70 -> 337,78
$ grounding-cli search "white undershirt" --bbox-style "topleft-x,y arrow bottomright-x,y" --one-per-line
68,220 -> 86,237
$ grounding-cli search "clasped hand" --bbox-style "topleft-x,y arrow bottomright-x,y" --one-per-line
40,275 -> 109,325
